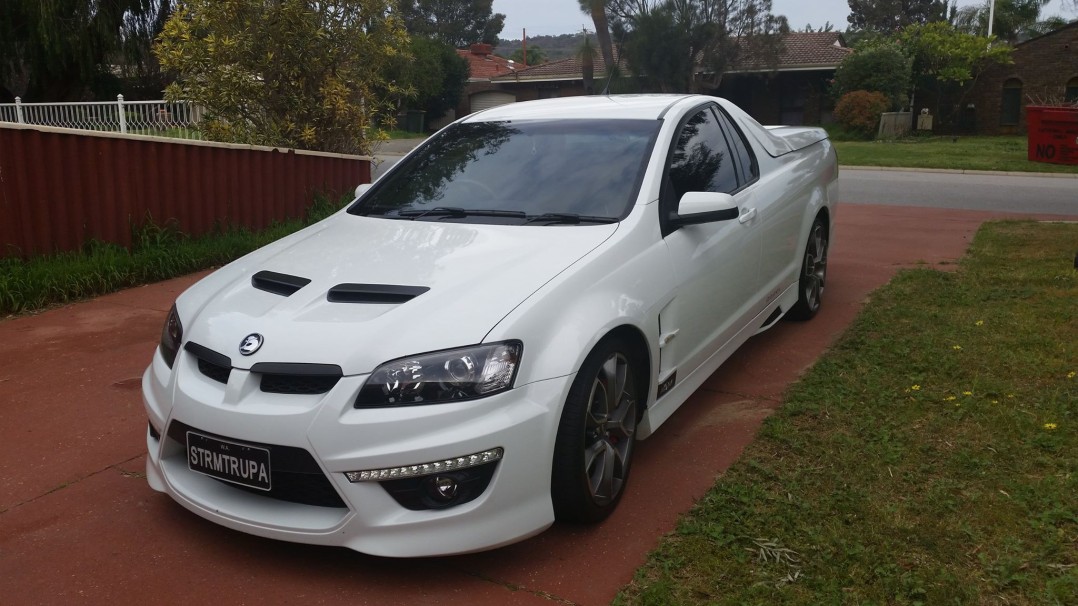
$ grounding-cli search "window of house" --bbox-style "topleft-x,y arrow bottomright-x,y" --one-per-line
1066,77 -> 1078,104
1000,79 -> 1023,126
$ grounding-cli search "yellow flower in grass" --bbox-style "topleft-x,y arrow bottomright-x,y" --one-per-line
952,345 -> 963,351
1068,371 -> 1076,380
975,320 -> 984,326
991,400 -> 999,404
962,391 -> 973,396
1043,423 -> 1058,431
945,395 -> 957,401
911,385 -> 922,391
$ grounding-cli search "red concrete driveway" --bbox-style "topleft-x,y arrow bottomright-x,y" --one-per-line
0,205 -> 1068,605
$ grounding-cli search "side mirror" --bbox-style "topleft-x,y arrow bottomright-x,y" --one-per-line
674,191 -> 738,226
354,183 -> 372,199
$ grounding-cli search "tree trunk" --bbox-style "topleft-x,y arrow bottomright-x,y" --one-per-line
589,1 -> 617,80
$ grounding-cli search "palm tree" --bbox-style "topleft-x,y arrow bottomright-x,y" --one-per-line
578,0 -> 616,80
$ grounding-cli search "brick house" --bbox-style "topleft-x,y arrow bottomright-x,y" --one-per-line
968,21 -> 1078,135
488,53 -> 621,101
431,44 -> 520,130
715,32 -> 852,125
469,33 -> 849,127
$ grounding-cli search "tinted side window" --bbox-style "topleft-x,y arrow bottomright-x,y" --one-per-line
668,108 -> 739,200
715,108 -> 759,186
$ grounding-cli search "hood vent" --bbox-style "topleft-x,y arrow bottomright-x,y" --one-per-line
252,271 -> 312,296
327,283 -> 430,304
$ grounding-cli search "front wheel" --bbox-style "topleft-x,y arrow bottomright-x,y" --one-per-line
551,337 -> 640,523
787,216 -> 828,321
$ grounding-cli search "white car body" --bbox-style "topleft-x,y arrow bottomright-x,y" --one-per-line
142,95 -> 838,557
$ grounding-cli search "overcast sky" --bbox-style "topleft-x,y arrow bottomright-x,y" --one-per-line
492,0 -> 1075,39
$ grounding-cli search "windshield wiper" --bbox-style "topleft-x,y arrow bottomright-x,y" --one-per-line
395,207 -> 527,220
524,212 -> 619,225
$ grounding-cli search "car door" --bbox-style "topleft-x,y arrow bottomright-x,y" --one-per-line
656,105 -> 761,392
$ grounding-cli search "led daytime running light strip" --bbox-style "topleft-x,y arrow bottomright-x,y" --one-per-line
345,447 -> 504,483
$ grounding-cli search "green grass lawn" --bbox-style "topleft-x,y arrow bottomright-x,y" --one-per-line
617,221 -> 1077,605
834,136 -> 1078,174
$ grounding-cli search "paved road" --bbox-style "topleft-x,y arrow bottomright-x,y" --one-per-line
841,167 -> 1077,214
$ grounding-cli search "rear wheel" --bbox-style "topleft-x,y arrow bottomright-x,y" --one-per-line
551,337 -> 639,523
787,216 -> 828,321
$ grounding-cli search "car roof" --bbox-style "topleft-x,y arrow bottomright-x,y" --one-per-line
462,94 -> 703,122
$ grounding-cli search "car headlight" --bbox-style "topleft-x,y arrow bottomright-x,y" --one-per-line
355,341 -> 522,407
159,304 -> 183,369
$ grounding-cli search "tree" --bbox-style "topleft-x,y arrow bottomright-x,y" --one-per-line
951,0 -> 1056,42
397,0 -> 505,47
0,0 -> 174,102
832,40 -> 912,109
155,0 -> 409,155
899,21 -> 1012,122
509,47 -> 546,66
580,0 -> 618,81
579,33 -> 598,94
847,0 -> 948,31
615,0 -> 788,93
400,37 -> 470,120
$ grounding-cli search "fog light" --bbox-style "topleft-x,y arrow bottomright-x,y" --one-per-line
428,475 -> 460,501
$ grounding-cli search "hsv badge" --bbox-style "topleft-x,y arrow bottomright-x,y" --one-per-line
238,333 -> 263,356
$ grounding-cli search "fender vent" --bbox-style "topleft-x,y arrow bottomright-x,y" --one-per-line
252,271 -> 311,296
327,283 -> 430,304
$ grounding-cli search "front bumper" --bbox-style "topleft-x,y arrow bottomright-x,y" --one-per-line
143,346 -> 570,557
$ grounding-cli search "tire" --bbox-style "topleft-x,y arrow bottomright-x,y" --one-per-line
551,337 -> 640,523
787,216 -> 829,321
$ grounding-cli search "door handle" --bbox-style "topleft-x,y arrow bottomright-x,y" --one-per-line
738,208 -> 757,224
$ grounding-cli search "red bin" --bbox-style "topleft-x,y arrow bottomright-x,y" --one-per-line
1027,105 -> 1078,165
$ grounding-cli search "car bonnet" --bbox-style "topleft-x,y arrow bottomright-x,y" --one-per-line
177,214 -> 619,376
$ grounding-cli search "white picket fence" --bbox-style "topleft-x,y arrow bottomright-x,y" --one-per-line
0,95 -> 203,139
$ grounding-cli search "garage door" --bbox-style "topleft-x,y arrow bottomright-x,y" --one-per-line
470,91 -> 516,113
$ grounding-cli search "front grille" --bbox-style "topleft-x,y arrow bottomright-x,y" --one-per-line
251,362 -> 343,395
198,357 -> 232,384
167,421 -> 346,508
260,373 -> 340,394
186,342 -> 232,384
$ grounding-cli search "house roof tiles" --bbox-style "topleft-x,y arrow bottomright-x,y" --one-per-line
457,44 -> 518,80
737,32 -> 852,72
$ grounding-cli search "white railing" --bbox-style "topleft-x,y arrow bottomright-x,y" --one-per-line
0,95 -> 203,140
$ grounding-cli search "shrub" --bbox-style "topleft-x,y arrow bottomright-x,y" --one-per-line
834,90 -> 891,139
832,41 -> 912,110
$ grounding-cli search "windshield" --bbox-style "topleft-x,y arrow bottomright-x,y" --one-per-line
350,119 -> 661,224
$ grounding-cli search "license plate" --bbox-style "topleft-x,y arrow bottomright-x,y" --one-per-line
187,431 -> 271,491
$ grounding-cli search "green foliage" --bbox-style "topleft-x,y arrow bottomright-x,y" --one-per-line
154,0 -> 409,155
834,90 -> 890,138
400,37 -> 469,120
397,0 -> 505,47
617,221 -> 1078,604
900,22 -> 1012,86
846,0 -> 948,31
621,7 -> 695,93
0,0 -> 173,101
832,41 -> 912,109
0,194 -> 350,316
951,0 -> 1055,43
508,46 -> 546,66
617,0 -> 789,94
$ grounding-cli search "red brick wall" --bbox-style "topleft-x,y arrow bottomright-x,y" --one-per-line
970,23 -> 1078,135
